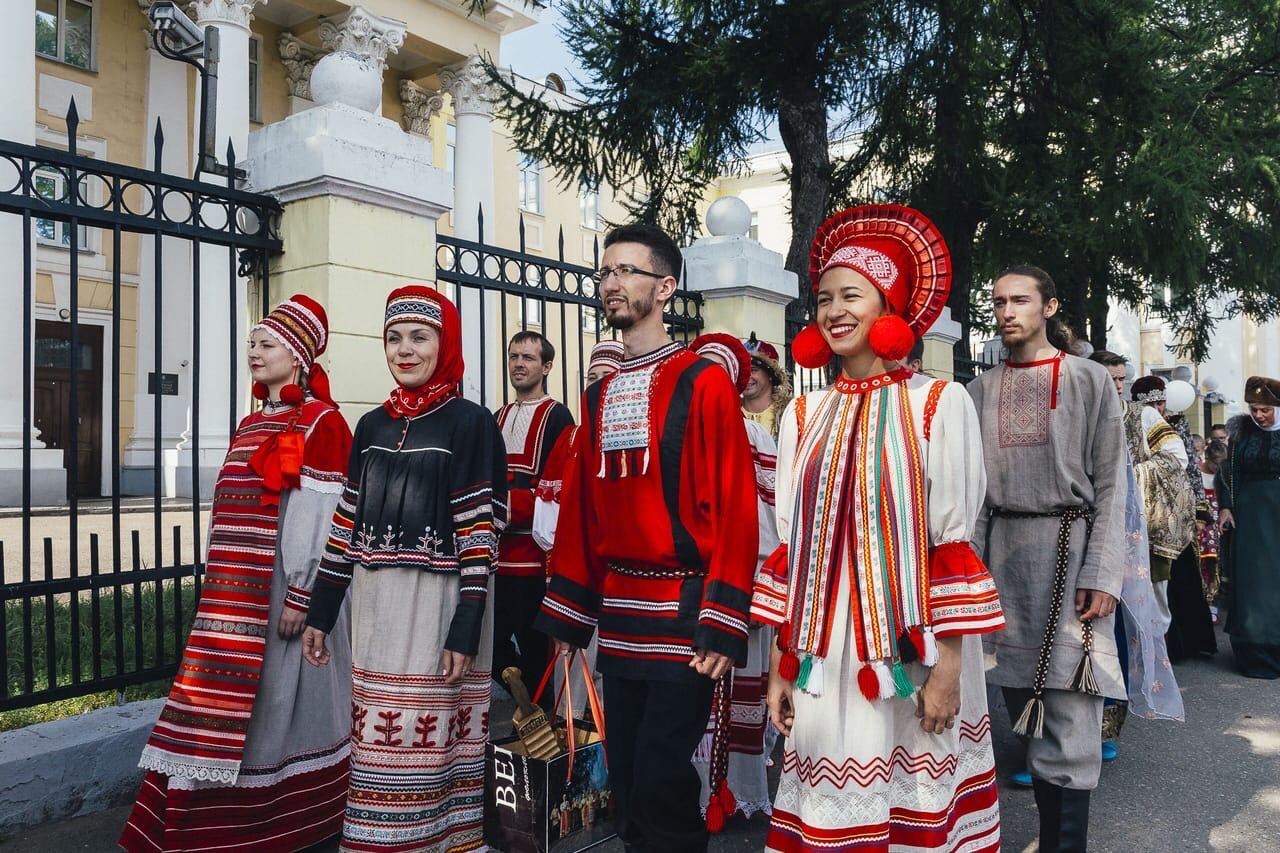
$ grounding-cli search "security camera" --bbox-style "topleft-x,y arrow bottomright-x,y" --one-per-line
149,1 -> 205,53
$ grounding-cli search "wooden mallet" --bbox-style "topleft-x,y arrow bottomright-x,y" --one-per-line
502,666 -> 563,759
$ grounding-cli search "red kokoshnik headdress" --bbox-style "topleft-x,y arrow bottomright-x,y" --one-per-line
382,285 -> 466,418
792,204 -> 952,368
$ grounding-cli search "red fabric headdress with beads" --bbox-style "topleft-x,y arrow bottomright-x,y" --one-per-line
792,204 -> 951,367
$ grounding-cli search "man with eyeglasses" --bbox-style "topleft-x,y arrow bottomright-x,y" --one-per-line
536,224 -> 758,852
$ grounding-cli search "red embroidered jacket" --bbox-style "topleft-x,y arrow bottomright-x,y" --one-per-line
495,396 -> 574,577
535,343 -> 759,682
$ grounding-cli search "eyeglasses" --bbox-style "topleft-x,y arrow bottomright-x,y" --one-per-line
591,263 -> 667,286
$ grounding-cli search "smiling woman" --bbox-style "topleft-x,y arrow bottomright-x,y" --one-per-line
300,285 -> 509,853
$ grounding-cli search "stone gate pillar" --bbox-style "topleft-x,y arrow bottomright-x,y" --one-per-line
682,196 -> 797,360
246,6 -> 451,425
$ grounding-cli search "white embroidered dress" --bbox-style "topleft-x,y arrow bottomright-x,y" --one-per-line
764,374 -> 1002,853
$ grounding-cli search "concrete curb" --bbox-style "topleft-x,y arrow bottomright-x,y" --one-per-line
0,698 -> 162,831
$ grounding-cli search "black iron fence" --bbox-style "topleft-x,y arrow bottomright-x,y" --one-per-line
0,99 -> 281,712
436,207 -> 704,410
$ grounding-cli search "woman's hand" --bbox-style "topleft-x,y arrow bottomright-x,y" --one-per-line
440,650 -> 475,685
767,645 -> 796,737
278,608 -> 307,640
1218,508 -> 1235,532
302,627 -> 330,667
917,635 -> 962,735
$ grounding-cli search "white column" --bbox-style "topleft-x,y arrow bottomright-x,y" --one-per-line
122,45 -> 194,497
0,0 -> 64,505
441,55 -> 497,403
180,0 -> 262,498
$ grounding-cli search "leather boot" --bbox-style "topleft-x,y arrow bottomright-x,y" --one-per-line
1059,786 -> 1091,852
1031,777 -> 1062,851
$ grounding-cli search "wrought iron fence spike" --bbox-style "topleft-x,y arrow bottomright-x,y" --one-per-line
65,98 -> 80,140
153,118 -> 165,172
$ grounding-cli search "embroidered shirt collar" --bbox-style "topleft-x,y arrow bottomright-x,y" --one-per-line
834,367 -> 912,395
619,341 -> 684,372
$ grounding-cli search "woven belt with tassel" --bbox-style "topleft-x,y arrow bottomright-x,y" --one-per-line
987,505 -> 1100,738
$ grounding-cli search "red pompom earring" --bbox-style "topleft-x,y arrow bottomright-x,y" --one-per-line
279,383 -> 304,405
252,382 -> 269,401
791,322 -> 834,369
868,315 -> 914,362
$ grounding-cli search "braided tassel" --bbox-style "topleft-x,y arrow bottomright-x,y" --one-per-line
1068,620 -> 1102,696
923,626 -> 939,667
1013,695 -> 1046,739
796,655 -> 813,692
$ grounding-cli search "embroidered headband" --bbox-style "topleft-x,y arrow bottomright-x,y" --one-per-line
252,294 -> 328,370
587,340 -> 625,374
385,285 -> 445,333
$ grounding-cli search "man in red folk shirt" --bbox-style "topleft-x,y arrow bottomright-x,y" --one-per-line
536,224 -> 758,853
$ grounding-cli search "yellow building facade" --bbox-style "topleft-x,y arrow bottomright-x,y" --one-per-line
13,0 -> 632,502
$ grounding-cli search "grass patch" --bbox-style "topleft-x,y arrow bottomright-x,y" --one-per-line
2,579 -> 197,731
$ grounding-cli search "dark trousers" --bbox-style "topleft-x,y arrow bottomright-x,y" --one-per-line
492,574 -> 551,708
604,674 -> 716,853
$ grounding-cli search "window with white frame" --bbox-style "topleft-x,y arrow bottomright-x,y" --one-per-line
579,175 -> 601,230
519,155 -> 542,214
248,35 -> 263,123
522,268 -> 543,327
33,163 -> 89,249
445,124 -> 456,175
749,211 -> 759,241
36,0 -> 94,70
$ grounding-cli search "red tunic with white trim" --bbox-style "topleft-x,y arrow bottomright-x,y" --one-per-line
495,396 -> 574,577
535,341 -> 759,682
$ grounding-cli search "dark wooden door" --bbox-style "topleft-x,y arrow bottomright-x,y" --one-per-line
33,320 -> 104,498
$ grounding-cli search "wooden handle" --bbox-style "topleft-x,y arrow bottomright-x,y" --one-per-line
502,666 -> 537,715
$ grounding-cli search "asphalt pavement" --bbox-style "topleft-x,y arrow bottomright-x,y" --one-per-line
4,625 -> 1277,852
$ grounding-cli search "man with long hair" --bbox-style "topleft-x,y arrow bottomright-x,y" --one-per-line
968,265 -> 1128,852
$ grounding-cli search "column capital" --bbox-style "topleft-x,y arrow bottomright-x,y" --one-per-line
441,55 -> 494,118
278,32 -> 324,100
399,80 -> 445,136
318,5 -> 406,71
188,0 -> 263,30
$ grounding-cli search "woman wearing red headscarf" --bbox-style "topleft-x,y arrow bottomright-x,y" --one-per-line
753,206 -> 1004,851
121,295 -> 354,852
302,286 -> 507,853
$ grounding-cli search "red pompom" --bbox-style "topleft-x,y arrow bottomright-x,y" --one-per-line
778,650 -> 801,682
791,322 -> 833,369
857,663 -> 880,701
252,381 -> 269,401
706,799 -> 726,833
868,315 -> 915,362
280,383 -> 305,405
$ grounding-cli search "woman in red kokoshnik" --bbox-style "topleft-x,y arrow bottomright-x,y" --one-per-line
753,206 -> 1005,852
121,295 -> 354,852
301,286 -> 507,853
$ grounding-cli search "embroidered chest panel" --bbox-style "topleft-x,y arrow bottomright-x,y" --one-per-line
998,365 -> 1052,448
600,363 -> 658,452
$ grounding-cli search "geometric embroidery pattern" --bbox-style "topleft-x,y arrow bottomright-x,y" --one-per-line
998,364 -> 1051,448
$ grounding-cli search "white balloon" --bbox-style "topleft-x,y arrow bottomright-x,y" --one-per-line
1165,379 -> 1197,413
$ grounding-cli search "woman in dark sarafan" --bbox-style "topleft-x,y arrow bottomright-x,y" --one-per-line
302,285 -> 508,852
1217,376 -> 1280,679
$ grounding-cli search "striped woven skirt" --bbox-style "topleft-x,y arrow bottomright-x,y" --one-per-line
765,568 -> 1001,852
340,566 -> 493,853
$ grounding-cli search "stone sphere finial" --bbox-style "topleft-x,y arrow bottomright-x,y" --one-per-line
706,196 -> 751,237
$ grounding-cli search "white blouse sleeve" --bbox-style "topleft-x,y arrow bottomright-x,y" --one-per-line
926,382 -> 987,547
772,397 -> 799,548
